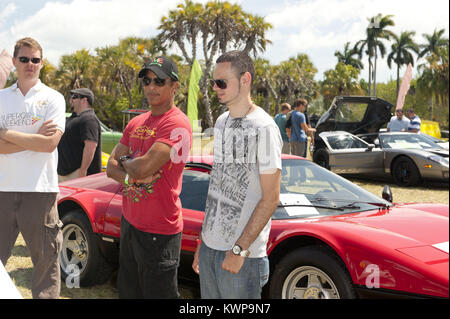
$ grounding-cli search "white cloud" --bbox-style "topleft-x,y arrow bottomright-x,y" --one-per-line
0,3 -> 17,27
2,0 -> 211,64
0,0 -> 448,83
260,0 -> 449,81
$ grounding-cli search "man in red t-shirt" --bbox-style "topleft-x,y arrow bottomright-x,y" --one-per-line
106,56 -> 192,298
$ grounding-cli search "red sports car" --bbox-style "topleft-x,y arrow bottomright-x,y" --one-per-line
57,155 -> 449,299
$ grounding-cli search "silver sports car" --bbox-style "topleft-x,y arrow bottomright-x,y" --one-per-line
313,131 -> 449,186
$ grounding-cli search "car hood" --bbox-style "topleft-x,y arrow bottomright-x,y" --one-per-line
321,203 -> 449,253
315,96 -> 393,137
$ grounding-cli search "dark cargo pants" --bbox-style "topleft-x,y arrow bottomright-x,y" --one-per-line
0,192 -> 63,299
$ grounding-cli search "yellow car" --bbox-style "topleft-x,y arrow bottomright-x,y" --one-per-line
101,152 -> 109,172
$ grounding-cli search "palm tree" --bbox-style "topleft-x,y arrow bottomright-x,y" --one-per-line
418,28 -> 449,59
418,45 -> 449,121
334,42 -> 363,70
355,14 -> 395,96
158,0 -> 272,128
387,31 -> 419,98
321,63 -> 362,107
417,29 -> 449,121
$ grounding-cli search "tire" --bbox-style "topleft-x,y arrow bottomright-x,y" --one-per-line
392,156 -> 421,187
59,210 -> 114,286
269,246 -> 356,299
313,148 -> 330,170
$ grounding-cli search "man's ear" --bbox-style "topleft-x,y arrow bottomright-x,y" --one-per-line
241,71 -> 252,87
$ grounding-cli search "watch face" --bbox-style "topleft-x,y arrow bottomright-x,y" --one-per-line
232,245 -> 242,255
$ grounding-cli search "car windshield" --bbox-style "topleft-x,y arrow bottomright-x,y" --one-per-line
379,133 -> 441,150
325,134 -> 368,150
180,159 -> 391,220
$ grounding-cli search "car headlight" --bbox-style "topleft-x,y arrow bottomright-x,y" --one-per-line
427,155 -> 449,168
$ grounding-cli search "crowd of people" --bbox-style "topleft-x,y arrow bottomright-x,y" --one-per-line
0,36 -> 426,300
1,37 -> 283,300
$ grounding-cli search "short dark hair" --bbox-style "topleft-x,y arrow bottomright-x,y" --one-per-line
216,50 -> 255,86
406,108 -> 415,114
293,98 -> 308,108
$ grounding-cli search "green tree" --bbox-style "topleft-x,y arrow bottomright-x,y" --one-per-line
386,31 -> 419,98
158,0 -> 272,128
355,14 -> 395,96
334,42 -> 363,69
418,28 -> 449,59
321,62 -> 362,107
417,45 -> 449,124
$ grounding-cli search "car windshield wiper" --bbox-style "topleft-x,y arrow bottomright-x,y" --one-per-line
312,197 -> 390,209
278,204 -> 346,211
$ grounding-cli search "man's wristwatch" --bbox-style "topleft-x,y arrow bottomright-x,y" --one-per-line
231,244 -> 250,257
119,155 -> 132,168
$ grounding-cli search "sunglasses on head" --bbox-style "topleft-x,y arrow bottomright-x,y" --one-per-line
142,76 -> 166,87
18,56 -> 42,64
71,94 -> 85,100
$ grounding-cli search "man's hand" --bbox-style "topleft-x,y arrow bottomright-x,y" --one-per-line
134,170 -> 162,185
192,244 -> 200,275
222,251 -> 245,274
37,120 -> 58,136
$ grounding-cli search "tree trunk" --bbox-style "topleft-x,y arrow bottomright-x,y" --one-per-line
373,49 -> 377,97
368,57 -> 372,96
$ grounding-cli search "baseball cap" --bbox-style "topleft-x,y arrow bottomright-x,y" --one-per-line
138,56 -> 179,81
70,88 -> 94,105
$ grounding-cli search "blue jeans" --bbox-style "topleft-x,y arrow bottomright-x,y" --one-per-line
198,242 -> 270,299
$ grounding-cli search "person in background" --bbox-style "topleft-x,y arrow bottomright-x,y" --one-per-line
0,37 -> 65,299
274,102 -> 291,154
387,109 -> 410,132
289,98 -> 315,157
58,88 -> 101,182
405,108 -> 421,133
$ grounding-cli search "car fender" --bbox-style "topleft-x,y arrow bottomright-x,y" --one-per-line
58,187 -> 116,234
268,217 -> 449,298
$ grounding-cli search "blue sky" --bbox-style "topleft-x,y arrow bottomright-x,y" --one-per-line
1,0 -> 448,82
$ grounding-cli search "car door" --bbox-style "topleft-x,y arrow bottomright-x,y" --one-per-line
324,134 -> 384,174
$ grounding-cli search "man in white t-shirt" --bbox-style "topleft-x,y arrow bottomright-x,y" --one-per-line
192,50 -> 282,299
387,109 -> 410,132
0,38 -> 65,299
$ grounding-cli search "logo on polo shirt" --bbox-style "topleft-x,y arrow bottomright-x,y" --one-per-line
32,116 -> 42,125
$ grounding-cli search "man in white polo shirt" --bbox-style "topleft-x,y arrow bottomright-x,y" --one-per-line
0,37 -> 65,299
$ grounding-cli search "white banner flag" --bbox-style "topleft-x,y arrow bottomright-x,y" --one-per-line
395,63 -> 413,111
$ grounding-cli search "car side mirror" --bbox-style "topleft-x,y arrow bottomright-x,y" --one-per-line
366,144 -> 375,151
382,185 -> 393,203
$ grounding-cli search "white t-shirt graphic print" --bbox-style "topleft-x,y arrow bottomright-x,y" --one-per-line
201,106 -> 282,258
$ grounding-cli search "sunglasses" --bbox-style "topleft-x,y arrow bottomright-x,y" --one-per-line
210,79 -> 228,90
18,56 -> 42,64
71,94 -> 85,100
210,72 -> 246,90
142,76 -> 166,87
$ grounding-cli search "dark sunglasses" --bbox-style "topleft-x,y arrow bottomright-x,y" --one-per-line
210,72 -> 246,90
142,76 -> 166,87
210,79 -> 228,89
71,94 -> 85,100
18,56 -> 42,64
